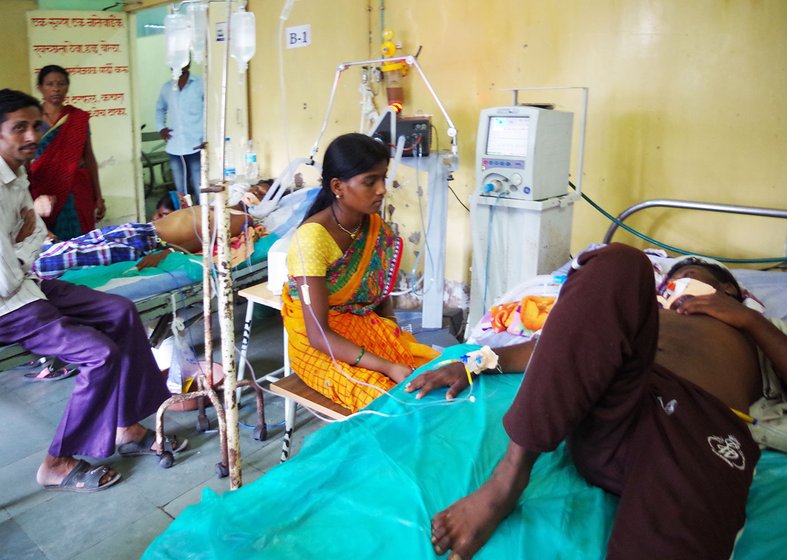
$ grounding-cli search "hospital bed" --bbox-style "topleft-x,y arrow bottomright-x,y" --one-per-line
142,199 -> 786,559
0,236 -> 276,373
0,187 -> 319,374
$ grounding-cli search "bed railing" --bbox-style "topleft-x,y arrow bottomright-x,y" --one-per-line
602,199 -> 787,244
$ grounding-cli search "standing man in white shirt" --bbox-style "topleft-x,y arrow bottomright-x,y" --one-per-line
0,89 -> 177,493
155,63 -> 204,203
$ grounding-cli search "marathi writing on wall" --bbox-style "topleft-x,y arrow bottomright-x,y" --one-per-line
27,12 -> 130,122
27,11 -> 138,222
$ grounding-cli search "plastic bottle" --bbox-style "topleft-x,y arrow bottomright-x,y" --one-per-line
164,13 -> 190,83
224,138 -> 236,181
187,2 -> 208,64
230,10 -> 256,73
244,140 -> 258,181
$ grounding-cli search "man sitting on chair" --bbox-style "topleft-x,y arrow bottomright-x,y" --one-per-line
0,88 -> 182,493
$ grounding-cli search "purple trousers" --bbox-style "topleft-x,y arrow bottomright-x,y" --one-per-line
503,243 -> 759,559
0,280 -> 170,458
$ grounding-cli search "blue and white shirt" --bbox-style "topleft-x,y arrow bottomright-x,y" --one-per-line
155,74 -> 204,156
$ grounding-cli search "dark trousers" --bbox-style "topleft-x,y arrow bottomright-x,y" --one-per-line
503,243 -> 759,559
0,280 -> 170,458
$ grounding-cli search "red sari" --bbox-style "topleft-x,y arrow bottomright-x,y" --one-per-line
29,105 -> 96,235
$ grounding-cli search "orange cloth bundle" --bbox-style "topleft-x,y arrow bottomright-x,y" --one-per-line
488,296 -> 556,334
520,295 -> 556,331
489,301 -> 519,333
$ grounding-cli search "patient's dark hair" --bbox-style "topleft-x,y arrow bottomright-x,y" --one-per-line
156,191 -> 180,213
0,89 -> 41,124
665,257 -> 743,301
302,133 -> 389,221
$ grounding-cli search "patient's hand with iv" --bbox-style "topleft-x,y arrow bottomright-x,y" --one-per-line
406,342 -> 536,400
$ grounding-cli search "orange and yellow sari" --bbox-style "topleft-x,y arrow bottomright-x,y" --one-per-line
281,213 -> 439,412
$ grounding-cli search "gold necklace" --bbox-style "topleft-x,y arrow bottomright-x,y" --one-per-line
330,205 -> 363,240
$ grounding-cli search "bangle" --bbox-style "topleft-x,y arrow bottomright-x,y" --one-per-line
352,346 -> 366,366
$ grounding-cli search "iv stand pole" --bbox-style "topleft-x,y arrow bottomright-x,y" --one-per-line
213,0 -> 242,490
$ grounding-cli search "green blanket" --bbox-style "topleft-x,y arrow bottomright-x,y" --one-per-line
144,344 -> 786,559
59,233 -> 279,290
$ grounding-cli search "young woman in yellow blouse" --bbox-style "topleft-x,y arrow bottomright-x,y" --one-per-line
281,133 -> 439,412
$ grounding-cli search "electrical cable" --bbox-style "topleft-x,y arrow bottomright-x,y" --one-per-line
428,122 -> 467,212
449,185 -> 470,212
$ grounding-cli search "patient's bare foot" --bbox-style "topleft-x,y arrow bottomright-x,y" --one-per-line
36,455 -> 117,488
430,442 -> 538,559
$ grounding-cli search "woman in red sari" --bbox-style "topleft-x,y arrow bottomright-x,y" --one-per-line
30,65 -> 105,240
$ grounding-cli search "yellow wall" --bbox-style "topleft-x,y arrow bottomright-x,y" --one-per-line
3,1 -> 785,280
248,0 -> 787,284
0,1 -> 38,91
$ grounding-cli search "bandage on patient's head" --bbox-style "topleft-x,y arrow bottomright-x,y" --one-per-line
663,256 -> 743,301
657,277 -> 716,309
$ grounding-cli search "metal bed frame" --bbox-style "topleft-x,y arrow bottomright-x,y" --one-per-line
603,198 -> 787,245
0,260 -> 268,372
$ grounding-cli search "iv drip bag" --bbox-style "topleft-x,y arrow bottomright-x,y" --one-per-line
164,13 -> 191,82
187,2 -> 208,65
230,10 -> 256,73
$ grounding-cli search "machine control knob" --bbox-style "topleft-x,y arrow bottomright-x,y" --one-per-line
510,173 -> 523,186
484,179 -> 505,192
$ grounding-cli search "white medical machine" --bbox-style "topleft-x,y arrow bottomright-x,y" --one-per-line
467,105 -> 578,332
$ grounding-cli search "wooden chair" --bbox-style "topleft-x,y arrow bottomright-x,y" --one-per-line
268,375 -> 349,421
236,282 -> 350,463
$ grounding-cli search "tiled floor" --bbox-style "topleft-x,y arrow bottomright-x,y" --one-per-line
0,308 -> 323,560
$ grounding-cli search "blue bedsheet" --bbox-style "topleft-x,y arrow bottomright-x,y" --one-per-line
144,344 -> 786,559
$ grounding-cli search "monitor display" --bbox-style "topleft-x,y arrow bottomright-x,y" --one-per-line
485,116 -> 529,158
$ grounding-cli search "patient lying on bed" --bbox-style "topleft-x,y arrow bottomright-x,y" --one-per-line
406,244 -> 787,559
31,206 -> 251,279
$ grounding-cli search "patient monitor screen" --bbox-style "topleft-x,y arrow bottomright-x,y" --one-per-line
486,116 -> 529,158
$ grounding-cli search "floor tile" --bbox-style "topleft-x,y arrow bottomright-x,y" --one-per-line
0,296 -> 336,558
0,518 -> 47,560
72,509 -> 174,560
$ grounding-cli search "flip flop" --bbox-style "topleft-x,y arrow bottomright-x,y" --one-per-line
43,459 -> 121,493
24,362 -> 79,382
117,430 -> 189,457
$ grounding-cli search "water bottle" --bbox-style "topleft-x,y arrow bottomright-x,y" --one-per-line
224,137 -> 236,181
244,140 -> 258,180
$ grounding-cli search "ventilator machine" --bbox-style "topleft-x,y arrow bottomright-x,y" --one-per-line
467,103 -> 580,333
